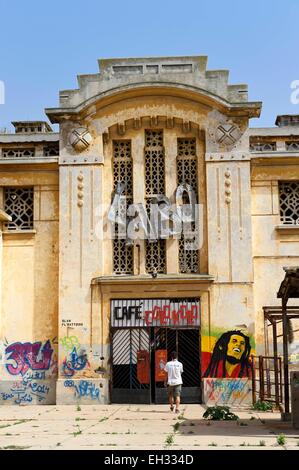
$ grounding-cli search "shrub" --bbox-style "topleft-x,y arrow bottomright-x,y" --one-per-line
203,406 -> 239,421
251,400 -> 273,411
276,434 -> 286,446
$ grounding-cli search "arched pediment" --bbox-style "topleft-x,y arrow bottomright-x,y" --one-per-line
46,56 -> 261,123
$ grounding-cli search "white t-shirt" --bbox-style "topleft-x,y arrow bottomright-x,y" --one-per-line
164,359 -> 183,386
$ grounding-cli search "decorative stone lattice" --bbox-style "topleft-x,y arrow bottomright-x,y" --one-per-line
69,127 -> 92,152
144,130 -> 165,196
144,130 -> 166,274
44,144 -> 59,156
177,138 -> 199,273
250,142 -> 276,152
4,187 -> 34,230
279,181 -> 299,225
113,140 -> 134,274
2,148 -> 35,158
286,141 -> 299,151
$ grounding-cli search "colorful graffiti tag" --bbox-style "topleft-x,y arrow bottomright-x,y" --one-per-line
145,305 -> 199,326
204,378 -> 251,404
59,336 -> 80,353
202,330 -> 252,378
5,340 -> 54,376
64,379 -> 101,400
62,347 -> 90,377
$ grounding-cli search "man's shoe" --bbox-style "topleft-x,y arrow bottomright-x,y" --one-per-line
170,405 -> 174,411
175,409 -> 180,414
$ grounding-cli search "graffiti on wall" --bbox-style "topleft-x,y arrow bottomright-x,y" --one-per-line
0,371 -> 53,404
64,379 -> 101,401
144,305 -> 199,326
62,347 -> 90,377
60,336 -> 80,353
0,339 -> 57,405
204,378 -> 251,404
203,330 -> 252,378
5,340 -> 54,376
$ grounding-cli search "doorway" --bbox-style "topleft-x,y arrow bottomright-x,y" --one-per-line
110,326 -> 201,404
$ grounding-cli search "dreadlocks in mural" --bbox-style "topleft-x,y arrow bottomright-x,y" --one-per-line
203,330 -> 252,378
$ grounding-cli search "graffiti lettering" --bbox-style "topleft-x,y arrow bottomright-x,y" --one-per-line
64,380 -> 75,387
62,347 -> 89,377
75,380 -> 100,400
64,379 -> 100,400
1,384 -> 50,404
59,336 -> 80,353
204,379 -> 250,404
5,340 -> 53,376
145,305 -> 199,326
22,371 -> 46,385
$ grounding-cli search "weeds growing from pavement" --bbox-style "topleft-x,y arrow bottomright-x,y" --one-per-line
165,434 -> 174,447
277,434 -> 286,446
72,426 -> 82,437
251,400 -> 273,412
203,406 -> 239,421
173,422 -> 180,432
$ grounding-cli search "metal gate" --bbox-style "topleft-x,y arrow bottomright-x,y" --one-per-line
251,355 -> 283,407
154,328 -> 201,404
110,298 -> 201,404
111,328 -> 151,403
111,325 -> 201,404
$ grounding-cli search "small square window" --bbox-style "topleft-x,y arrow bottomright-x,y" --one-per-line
4,187 -> 34,230
279,181 -> 299,225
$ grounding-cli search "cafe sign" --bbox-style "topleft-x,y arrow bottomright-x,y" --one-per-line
111,298 -> 200,328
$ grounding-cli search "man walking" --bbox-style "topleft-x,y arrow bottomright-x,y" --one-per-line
164,351 -> 183,414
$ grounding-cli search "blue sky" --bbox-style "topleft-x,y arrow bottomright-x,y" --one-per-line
0,0 -> 298,131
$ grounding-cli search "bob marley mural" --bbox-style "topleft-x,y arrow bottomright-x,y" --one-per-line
203,330 -> 252,378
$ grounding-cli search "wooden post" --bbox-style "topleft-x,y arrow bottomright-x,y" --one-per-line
281,298 -> 290,414
251,355 -> 256,404
272,321 -> 280,408
259,356 -> 264,401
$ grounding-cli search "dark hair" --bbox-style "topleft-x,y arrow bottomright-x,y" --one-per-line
204,330 -> 251,378
170,351 -> 177,361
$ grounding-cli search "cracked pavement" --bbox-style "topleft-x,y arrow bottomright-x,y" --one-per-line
0,405 -> 298,450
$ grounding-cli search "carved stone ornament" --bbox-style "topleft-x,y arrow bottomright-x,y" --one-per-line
69,127 -> 92,151
216,123 -> 241,147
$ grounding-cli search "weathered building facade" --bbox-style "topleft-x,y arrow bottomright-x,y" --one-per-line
0,56 -> 298,406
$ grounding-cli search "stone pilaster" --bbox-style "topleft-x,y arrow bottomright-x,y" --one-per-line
57,122 -> 108,404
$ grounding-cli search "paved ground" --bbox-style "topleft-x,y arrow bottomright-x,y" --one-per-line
0,404 -> 298,450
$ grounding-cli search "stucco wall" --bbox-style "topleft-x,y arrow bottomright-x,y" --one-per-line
0,167 -> 59,405
251,163 -> 299,357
